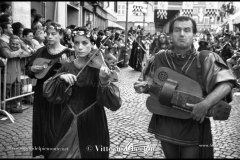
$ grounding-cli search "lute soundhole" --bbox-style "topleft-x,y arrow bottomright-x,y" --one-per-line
158,71 -> 168,81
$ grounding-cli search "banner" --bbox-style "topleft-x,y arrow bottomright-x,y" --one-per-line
157,2 -> 168,19
132,2 -> 147,15
181,2 -> 193,17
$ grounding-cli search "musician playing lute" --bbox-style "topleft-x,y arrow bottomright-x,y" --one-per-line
25,23 -> 73,158
134,16 -> 237,159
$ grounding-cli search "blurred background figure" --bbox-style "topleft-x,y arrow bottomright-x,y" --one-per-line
0,3 -> 11,16
149,33 -> 169,56
31,8 -> 37,25
198,39 -> 211,51
31,14 -> 44,32
32,27 -> 46,50
12,22 -> 24,38
129,35 -> 146,72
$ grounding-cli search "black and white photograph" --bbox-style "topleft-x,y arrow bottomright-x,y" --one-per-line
0,1 -> 240,159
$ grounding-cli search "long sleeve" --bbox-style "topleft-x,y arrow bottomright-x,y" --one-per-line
0,47 -> 22,58
97,82 -> 122,111
0,40 -> 22,58
42,71 -> 71,104
200,51 -> 237,102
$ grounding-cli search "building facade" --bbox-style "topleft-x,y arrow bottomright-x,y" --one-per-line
2,1 -> 240,34
1,1 -> 118,31
153,2 -> 225,33
116,1 -> 155,34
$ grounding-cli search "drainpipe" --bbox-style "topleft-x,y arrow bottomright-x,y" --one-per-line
124,1 -> 129,67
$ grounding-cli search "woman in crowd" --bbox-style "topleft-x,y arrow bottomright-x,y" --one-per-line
25,22 -> 73,158
140,33 -> 169,82
32,27 -> 46,50
42,26 -> 122,158
31,13 -> 43,31
149,32 -> 169,56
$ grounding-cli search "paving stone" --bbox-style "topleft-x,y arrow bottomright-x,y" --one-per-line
1,66 -> 240,158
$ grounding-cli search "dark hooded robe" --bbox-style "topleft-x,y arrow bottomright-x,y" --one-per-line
129,37 -> 146,71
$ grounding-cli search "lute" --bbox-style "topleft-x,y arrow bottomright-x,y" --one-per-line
146,67 -> 231,120
32,57 -> 60,79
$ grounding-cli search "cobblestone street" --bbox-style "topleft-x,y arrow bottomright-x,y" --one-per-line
1,66 -> 240,158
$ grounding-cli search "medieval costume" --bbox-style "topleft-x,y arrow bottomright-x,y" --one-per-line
129,35 -> 146,71
143,47 -> 236,158
37,26 -> 122,158
41,61 -> 121,158
25,46 -> 73,157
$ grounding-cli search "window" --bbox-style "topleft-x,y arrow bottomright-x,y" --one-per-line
117,4 -> 125,15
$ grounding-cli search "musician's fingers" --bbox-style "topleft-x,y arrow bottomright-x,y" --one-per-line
100,66 -> 110,77
60,57 -> 69,63
134,83 -> 143,89
67,76 -> 72,85
186,103 -> 194,107
69,75 -> 77,85
72,75 -> 77,82
134,86 -> 142,93
64,76 -> 71,85
31,65 -> 44,72
61,74 -> 73,85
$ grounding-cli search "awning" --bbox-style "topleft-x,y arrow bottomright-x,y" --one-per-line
107,21 -> 125,30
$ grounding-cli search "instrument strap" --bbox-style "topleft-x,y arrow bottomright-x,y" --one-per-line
164,50 -> 195,75
164,50 -> 206,94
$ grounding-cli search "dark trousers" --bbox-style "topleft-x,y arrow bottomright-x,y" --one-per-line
161,141 -> 200,159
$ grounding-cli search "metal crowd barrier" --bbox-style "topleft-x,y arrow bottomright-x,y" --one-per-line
0,57 -> 34,113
